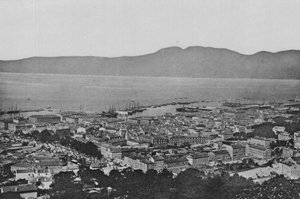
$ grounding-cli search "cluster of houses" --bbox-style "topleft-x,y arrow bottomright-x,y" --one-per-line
1,101 -> 300,198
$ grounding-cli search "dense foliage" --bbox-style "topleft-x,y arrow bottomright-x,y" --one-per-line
231,175 -> 300,199
16,129 -> 102,159
60,138 -> 102,159
47,167 -> 260,199
273,116 -> 300,134
250,123 -> 277,138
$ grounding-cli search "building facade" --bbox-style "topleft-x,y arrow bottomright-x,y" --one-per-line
247,144 -> 272,161
187,153 -> 209,168
169,136 -> 207,146
294,132 -> 300,149
223,144 -> 246,161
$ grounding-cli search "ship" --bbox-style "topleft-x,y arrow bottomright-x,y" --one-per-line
124,101 -> 146,115
101,106 -> 118,118
176,106 -> 198,113
222,101 -> 242,107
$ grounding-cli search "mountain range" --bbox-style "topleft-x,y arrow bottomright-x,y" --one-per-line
1,46 -> 300,79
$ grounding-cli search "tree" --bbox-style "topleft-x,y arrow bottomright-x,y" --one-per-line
174,168 -> 204,199
78,167 -> 109,188
200,175 -> 226,199
50,171 -> 85,199
182,142 -> 191,148
51,171 -> 77,191
21,141 -> 29,146
39,129 -> 53,143
231,175 -> 300,199
0,192 -> 22,199
251,123 -> 276,138
31,130 -> 40,140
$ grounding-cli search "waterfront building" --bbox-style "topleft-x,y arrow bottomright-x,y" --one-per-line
28,114 -> 61,124
65,116 -> 82,124
7,122 -> 34,132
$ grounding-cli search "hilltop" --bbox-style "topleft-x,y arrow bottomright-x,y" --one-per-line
1,46 -> 300,79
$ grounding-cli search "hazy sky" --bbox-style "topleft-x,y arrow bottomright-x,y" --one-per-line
1,0 -> 300,60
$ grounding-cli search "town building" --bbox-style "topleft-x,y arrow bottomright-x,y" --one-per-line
14,169 -> 35,181
248,137 -> 274,148
97,143 -> 122,159
164,156 -> 189,174
221,128 -> 234,140
153,156 -> 165,171
0,184 -> 37,199
169,135 -> 207,146
246,144 -> 272,161
0,160 -> 13,175
65,116 -> 82,124
223,144 -> 246,161
278,131 -> 291,141
123,155 -> 154,173
294,132 -> 300,149
209,150 -> 231,163
55,128 -> 71,139
153,136 -> 169,148
7,123 -> 34,132
0,120 -> 9,130
186,153 -> 209,168
282,147 -> 294,158
274,159 -> 300,179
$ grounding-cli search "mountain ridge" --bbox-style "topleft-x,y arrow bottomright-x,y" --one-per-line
1,46 -> 300,79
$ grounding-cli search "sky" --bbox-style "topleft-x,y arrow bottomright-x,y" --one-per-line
0,0 -> 300,60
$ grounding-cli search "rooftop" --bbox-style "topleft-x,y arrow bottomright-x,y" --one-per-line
248,144 -> 269,151
29,114 -> 61,119
1,184 -> 37,193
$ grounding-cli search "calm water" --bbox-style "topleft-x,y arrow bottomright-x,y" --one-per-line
1,72 -> 300,113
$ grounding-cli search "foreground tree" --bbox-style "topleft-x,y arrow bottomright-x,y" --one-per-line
231,175 -> 300,199
0,192 -> 22,199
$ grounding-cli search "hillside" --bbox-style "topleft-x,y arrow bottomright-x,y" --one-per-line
1,46 -> 300,79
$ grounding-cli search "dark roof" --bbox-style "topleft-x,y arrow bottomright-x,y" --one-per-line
165,157 -> 188,164
1,184 -> 37,193
232,144 -> 245,149
16,169 -> 34,173
37,160 -> 64,167
29,114 -> 60,119
248,144 -> 268,151
153,156 -> 165,161
213,150 -> 230,155
292,156 -> 300,164
0,160 -> 13,166
190,153 -> 209,159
